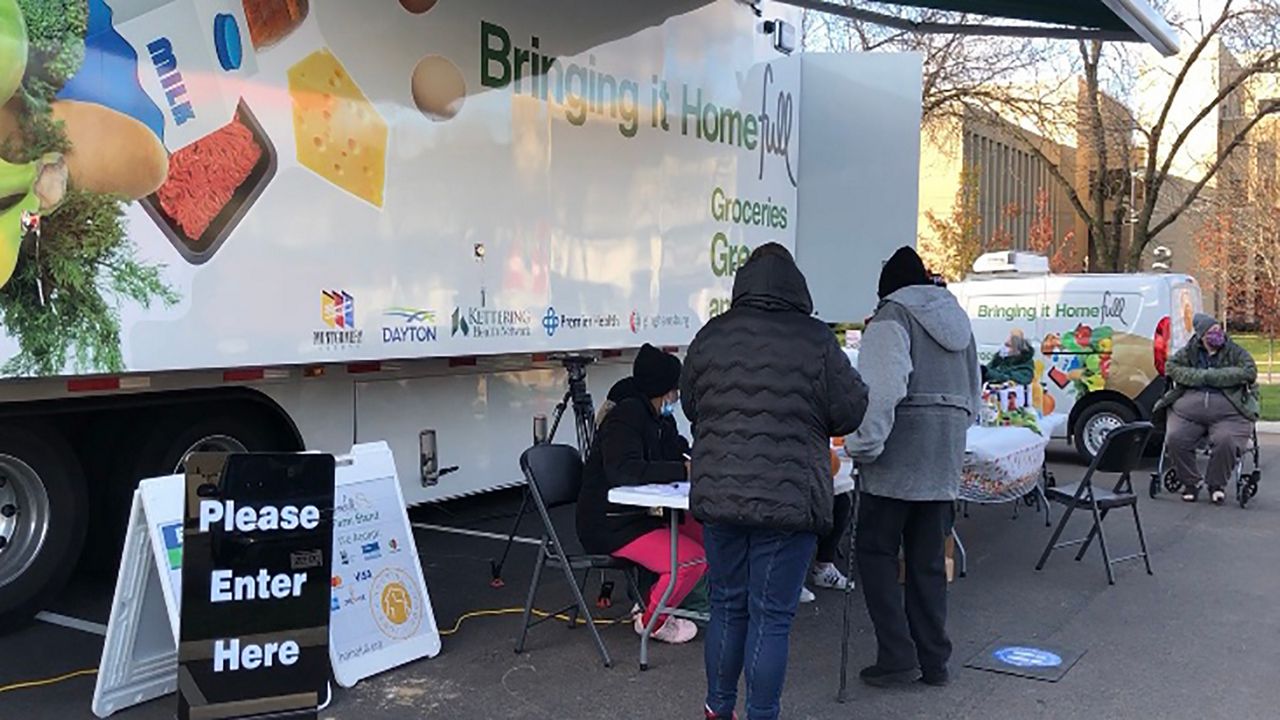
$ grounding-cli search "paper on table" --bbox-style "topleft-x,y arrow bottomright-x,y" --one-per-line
628,482 -> 690,498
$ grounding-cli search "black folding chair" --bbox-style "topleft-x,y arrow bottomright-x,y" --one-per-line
514,443 -> 643,668
1035,422 -> 1155,585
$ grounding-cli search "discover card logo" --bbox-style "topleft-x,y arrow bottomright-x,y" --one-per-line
382,307 -> 438,344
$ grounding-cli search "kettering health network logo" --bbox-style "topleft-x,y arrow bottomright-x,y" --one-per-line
315,290 -> 363,346
382,307 -> 438,344
452,304 -> 533,338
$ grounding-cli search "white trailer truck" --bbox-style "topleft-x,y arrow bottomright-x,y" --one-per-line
0,0 -> 1176,628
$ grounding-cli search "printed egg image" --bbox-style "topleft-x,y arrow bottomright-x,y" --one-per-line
400,0 -> 438,13
411,54 -> 466,121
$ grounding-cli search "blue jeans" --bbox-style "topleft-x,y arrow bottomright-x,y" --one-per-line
703,524 -> 817,720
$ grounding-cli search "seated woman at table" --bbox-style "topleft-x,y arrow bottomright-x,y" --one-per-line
982,329 -> 1035,386
577,344 -> 704,645
597,376 -> 690,460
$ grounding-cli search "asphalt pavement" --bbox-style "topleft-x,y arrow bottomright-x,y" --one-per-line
3,440 -> 1279,719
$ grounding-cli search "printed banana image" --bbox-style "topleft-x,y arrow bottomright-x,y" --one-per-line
0,152 -> 67,289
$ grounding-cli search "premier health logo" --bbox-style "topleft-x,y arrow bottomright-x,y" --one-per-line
544,307 -> 622,336
315,290 -> 363,346
543,307 -> 561,337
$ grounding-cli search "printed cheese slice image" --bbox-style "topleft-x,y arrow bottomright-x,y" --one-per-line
288,49 -> 388,207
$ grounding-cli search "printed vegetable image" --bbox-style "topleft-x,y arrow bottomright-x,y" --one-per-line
48,99 -> 169,199
1039,323 -> 1116,402
0,152 -> 65,287
14,0 -> 87,101
0,0 -> 179,377
0,0 -> 28,106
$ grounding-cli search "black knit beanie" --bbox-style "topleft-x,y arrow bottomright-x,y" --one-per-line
878,246 -> 931,300
633,344 -> 681,399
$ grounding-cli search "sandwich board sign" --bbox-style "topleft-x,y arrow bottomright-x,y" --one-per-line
91,442 -> 440,718
177,451 -> 335,719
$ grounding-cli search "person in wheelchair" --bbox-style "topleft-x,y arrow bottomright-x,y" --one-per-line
1154,313 -> 1259,505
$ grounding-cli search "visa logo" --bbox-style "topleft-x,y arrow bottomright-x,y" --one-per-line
146,37 -> 196,125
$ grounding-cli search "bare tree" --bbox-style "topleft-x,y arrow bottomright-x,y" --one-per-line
801,2 -> 1061,127
806,0 -> 1280,273
984,0 -> 1280,271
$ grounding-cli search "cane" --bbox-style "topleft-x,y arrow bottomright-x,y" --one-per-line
837,468 -> 861,703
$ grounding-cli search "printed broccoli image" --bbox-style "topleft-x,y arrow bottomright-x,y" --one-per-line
0,0 -> 178,377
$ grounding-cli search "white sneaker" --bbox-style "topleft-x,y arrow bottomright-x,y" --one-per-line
811,562 -> 852,591
636,615 -> 698,644
799,586 -> 816,603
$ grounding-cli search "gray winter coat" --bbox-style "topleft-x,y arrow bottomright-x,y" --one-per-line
845,285 -> 981,502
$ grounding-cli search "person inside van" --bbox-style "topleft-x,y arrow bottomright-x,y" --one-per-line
577,344 -> 704,645
982,329 -> 1035,386
1155,313 -> 1258,505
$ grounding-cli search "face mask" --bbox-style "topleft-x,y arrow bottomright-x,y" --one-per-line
999,346 -> 1014,358
1204,328 -> 1226,350
661,402 -> 678,417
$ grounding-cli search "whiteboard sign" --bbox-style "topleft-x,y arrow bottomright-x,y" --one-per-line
328,443 -> 440,687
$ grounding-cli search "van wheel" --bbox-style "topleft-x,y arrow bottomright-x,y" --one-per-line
0,425 -> 88,632
1074,401 -> 1137,463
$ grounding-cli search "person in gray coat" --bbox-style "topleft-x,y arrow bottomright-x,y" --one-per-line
845,246 -> 981,689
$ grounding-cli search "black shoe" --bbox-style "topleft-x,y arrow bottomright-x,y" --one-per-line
859,665 -> 919,688
921,668 -> 950,687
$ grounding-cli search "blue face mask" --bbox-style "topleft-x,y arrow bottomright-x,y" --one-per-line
661,401 -> 678,417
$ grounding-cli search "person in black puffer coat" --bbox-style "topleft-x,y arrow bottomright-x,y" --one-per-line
577,345 -> 705,645
681,242 -> 868,720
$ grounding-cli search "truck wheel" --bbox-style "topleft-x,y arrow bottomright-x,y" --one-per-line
1074,401 -> 1137,464
95,412 -> 283,573
0,425 -> 88,632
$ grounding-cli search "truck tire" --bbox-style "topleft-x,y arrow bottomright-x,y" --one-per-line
1074,401 -> 1137,464
94,411 -> 286,573
0,425 -> 88,632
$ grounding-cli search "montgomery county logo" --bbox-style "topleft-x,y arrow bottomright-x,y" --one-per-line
544,306 -> 621,337
382,307 -> 438,344
315,290 -> 363,346
452,305 -> 533,338
323,290 -> 355,328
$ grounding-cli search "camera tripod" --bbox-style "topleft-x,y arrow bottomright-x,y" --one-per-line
490,356 -> 596,586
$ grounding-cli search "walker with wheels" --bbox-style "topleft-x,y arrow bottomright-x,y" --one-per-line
1149,426 -> 1261,508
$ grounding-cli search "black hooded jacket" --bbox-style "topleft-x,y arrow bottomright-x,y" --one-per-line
576,389 -> 690,555
680,250 -> 869,535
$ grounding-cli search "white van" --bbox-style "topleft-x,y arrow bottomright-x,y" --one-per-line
949,252 -> 1203,461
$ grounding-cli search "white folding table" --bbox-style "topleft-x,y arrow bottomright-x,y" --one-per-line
609,471 -> 858,670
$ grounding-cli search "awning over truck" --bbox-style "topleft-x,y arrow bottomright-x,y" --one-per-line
777,0 -> 1179,56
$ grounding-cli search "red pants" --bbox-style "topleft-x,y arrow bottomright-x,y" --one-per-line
614,516 -> 706,625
